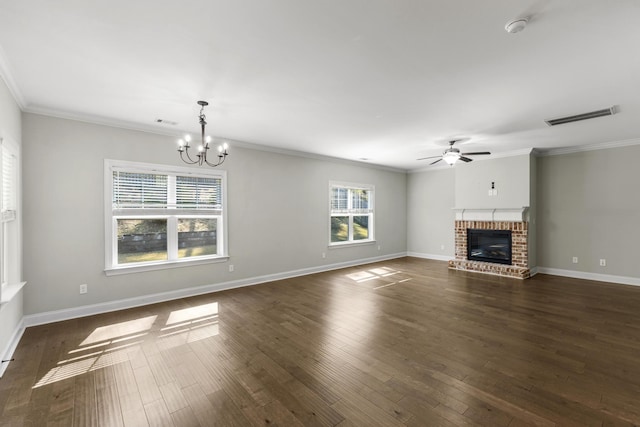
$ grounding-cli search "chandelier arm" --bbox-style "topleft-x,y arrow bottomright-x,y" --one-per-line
179,147 -> 200,164
203,153 -> 227,167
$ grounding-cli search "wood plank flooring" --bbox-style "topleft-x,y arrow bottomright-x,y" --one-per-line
2,257 -> 640,426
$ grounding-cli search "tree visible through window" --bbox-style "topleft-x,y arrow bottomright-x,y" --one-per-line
330,183 -> 374,244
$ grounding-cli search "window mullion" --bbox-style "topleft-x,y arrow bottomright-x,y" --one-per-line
167,174 -> 176,209
167,216 -> 178,261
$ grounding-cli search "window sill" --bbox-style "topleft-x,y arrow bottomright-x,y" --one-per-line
1,281 -> 26,305
105,256 -> 230,276
329,240 -> 376,249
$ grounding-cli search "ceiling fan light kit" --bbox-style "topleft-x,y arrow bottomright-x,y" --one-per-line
417,140 -> 491,166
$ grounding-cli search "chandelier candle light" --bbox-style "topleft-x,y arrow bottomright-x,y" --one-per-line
177,100 -> 229,167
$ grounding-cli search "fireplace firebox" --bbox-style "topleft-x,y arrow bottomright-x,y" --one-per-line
467,229 -> 512,265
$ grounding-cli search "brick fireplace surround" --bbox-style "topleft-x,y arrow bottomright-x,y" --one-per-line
448,213 -> 530,279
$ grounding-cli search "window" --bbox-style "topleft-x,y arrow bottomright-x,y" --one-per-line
105,160 -> 227,274
329,182 -> 374,245
1,138 -> 19,293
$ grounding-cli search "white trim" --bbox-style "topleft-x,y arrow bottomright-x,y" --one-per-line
537,267 -> 640,287
0,43 -> 25,109
0,281 -> 26,304
105,256 -> 229,276
0,317 -> 24,378
407,252 -> 451,261
453,207 -> 529,222
24,252 -> 408,327
536,137 -> 640,157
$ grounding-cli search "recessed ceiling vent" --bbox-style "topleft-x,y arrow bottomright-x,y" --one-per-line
156,118 -> 178,126
544,106 -> 617,126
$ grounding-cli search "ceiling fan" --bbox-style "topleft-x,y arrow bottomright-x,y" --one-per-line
417,140 -> 491,166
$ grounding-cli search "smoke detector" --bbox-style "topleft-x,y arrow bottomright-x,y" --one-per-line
505,17 -> 529,34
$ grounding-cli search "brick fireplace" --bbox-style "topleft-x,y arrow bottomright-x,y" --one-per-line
448,208 -> 531,279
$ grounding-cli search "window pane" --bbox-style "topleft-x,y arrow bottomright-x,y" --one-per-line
352,189 -> 369,211
331,187 -> 348,211
331,216 -> 349,242
117,219 -> 167,264
353,216 -> 369,240
113,172 -> 167,208
178,218 -> 217,258
176,176 -> 222,209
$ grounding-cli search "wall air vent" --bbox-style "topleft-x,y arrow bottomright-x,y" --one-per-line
545,106 -> 617,126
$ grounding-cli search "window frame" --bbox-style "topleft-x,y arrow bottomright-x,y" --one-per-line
328,181 -> 375,247
104,159 -> 228,275
0,136 -> 23,302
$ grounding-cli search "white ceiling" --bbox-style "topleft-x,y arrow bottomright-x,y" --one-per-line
0,0 -> 638,170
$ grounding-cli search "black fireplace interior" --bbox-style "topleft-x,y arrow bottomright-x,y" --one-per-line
467,229 -> 512,265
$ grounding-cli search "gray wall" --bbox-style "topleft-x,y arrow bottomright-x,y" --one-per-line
537,145 -> 640,277
455,154 -> 531,209
22,113 -> 407,315
406,168 -> 455,257
0,75 -> 23,360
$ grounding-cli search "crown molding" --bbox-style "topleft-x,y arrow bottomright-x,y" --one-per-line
24,107 -> 407,174
536,138 -> 640,157
0,43 -> 25,109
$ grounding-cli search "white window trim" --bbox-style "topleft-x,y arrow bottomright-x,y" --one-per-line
0,136 -> 22,302
328,181 -> 375,247
104,159 -> 229,275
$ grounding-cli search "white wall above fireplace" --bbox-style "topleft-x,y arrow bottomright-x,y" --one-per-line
453,207 -> 529,222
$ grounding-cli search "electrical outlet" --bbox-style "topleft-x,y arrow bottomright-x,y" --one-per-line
572,257 -> 578,264
599,259 -> 606,267
322,252 -> 326,259
377,245 -> 381,251
228,264 -> 234,272
79,284 -> 88,294
440,244 -> 445,250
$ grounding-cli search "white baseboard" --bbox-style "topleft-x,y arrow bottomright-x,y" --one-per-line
0,318 -> 25,378
537,267 -> 640,287
406,252 -> 451,262
24,253 -> 407,327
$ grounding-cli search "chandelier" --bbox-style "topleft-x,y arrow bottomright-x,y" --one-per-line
177,100 -> 229,167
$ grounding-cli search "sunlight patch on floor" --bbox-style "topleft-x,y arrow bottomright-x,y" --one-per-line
33,302 -> 221,388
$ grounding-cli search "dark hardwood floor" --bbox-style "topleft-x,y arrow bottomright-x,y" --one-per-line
2,257 -> 640,426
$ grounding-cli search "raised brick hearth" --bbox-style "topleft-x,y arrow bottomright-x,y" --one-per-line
449,220 -> 530,279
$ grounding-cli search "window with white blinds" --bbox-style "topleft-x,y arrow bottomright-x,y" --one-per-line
1,145 -> 16,222
105,160 -> 228,274
176,176 -> 222,209
329,182 -> 374,245
113,172 -> 168,208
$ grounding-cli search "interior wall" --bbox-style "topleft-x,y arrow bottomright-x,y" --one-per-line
454,154 -> 531,209
21,113 -> 407,316
0,75 -> 23,361
406,168 -> 455,258
537,145 -> 640,278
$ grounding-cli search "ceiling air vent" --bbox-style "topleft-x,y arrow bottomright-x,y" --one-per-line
156,118 -> 178,126
545,106 -> 617,126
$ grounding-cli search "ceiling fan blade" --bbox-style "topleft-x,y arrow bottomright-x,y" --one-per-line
461,151 -> 491,156
459,157 -> 473,162
416,155 -> 442,161
429,158 -> 443,165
